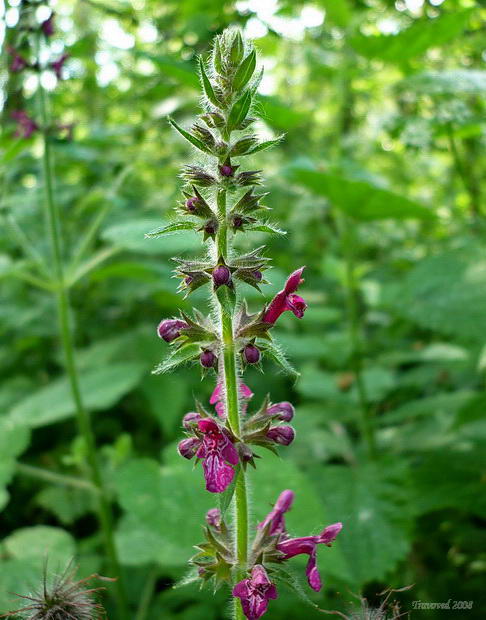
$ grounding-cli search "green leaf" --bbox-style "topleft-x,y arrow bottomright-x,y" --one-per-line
145,220 -> 197,239
227,90 -> 252,131
233,49 -> 256,91
246,222 -> 286,235
262,341 -> 299,380
350,10 -> 473,64
313,462 -> 413,585
247,135 -> 285,154
316,0 -> 351,28
399,69 -> 486,96
289,167 -> 435,221
384,246 -> 486,341
152,343 -> 201,375
8,362 -> 146,428
198,57 -> 220,107
0,417 -> 30,510
168,118 -> 211,154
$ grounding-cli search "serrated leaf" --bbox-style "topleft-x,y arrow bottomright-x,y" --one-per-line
233,49 -> 256,91
289,166 -> 435,221
262,341 -> 299,380
168,118 -> 211,154
199,57 -> 220,107
145,221 -> 197,238
227,90 -> 252,132
152,343 -> 201,374
247,135 -> 285,154
246,222 -> 286,235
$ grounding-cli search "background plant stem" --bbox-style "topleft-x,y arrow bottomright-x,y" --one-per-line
216,188 -> 247,620
37,63 -> 129,620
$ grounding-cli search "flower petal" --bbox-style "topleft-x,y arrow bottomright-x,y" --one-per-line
202,453 -> 235,493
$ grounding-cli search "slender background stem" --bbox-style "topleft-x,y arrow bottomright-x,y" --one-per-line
37,59 -> 129,619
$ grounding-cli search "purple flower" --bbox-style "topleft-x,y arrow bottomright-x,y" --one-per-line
210,382 -> 254,419
232,565 -> 278,620
277,523 -> 343,592
185,196 -> 199,212
51,53 -> 69,79
196,418 -> 239,493
266,425 -> 295,446
8,47 -> 28,73
263,267 -> 307,324
200,349 -> 217,368
157,318 -> 189,342
11,110 -> 38,139
212,264 -> 232,287
266,402 -> 294,422
182,411 -> 201,430
178,437 -> 200,459
243,344 -> 260,364
206,507 -> 221,530
41,14 -> 55,37
258,489 -> 294,536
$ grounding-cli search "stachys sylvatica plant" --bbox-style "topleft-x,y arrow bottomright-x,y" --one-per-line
150,29 -> 342,620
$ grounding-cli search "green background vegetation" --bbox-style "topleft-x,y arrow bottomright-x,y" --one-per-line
1,0 -> 485,617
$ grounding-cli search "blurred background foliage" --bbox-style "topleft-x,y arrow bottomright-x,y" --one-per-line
1,0 -> 485,617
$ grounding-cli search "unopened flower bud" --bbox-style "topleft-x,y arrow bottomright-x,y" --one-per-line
205,508 -> 221,530
204,219 -> 218,236
185,196 -> 199,212
238,442 -> 254,463
267,425 -> 295,446
253,270 -> 263,282
266,402 -> 294,422
232,215 -> 244,229
243,344 -> 260,364
219,164 -> 235,177
41,14 -> 55,37
157,319 -> 189,342
200,350 -> 217,368
178,437 -> 200,459
212,265 -> 231,287
182,411 -> 201,430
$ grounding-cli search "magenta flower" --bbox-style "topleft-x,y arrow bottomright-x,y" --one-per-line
182,411 -> 201,430
157,318 -> 189,342
205,507 -> 221,530
232,565 -> 278,620
51,53 -> 69,79
258,489 -> 294,536
11,110 -> 38,139
277,522 -> 343,592
210,382 -> 254,419
263,267 -> 307,324
178,437 -> 200,460
196,418 -> 238,493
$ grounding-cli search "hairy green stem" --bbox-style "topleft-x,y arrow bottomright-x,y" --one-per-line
215,188 -> 248,620
37,63 -> 129,619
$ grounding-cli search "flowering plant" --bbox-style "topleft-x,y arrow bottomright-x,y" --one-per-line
152,29 -> 341,619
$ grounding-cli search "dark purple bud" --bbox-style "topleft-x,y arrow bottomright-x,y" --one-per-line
243,344 -> 260,364
185,196 -> 199,212
238,442 -> 254,463
267,425 -> 295,446
266,401 -> 295,422
205,508 -> 221,530
157,318 -> 189,342
178,437 -> 200,459
204,220 -> 217,236
41,14 -> 55,37
200,350 -> 217,368
219,164 -> 235,177
11,110 -> 38,139
253,270 -> 263,282
212,265 -> 231,287
232,215 -> 244,229
182,411 -> 201,430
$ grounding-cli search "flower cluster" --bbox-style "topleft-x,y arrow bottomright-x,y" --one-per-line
6,3 -> 73,141
152,28 -> 341,619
